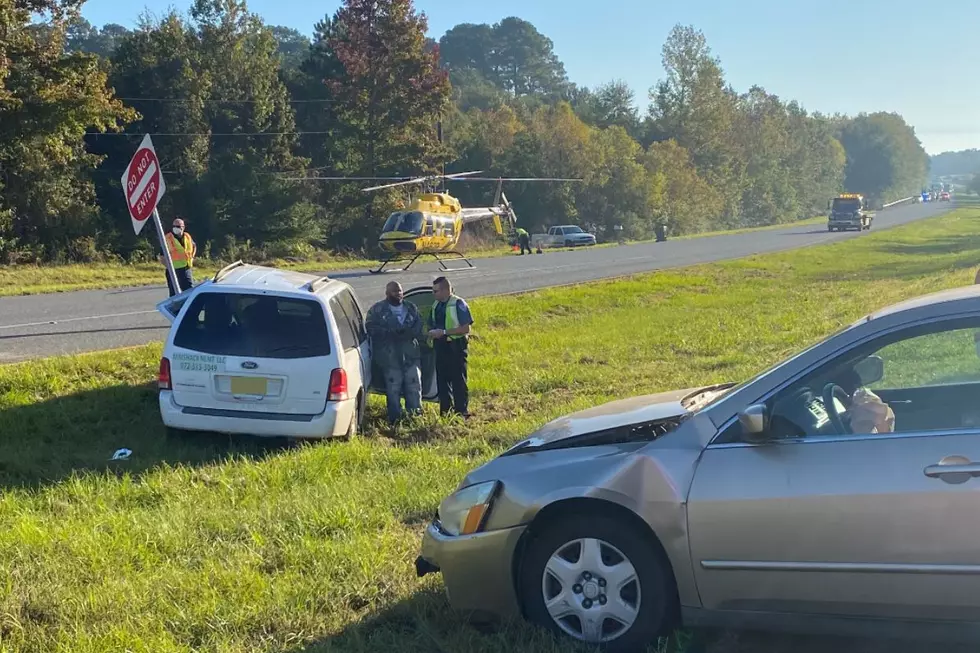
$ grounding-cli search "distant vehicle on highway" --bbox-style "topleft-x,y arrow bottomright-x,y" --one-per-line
532,225 -> 597,249
417,282 -> 980,651
827,193 -> 873,231
940,191 -> 951,202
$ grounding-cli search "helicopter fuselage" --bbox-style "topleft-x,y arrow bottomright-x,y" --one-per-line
378,193 -> 464,255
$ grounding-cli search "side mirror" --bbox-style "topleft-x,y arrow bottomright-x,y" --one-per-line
737,404 -> 770,444
853,355 -> 884,386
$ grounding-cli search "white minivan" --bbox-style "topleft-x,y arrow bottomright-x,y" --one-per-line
156,261 -> 439,439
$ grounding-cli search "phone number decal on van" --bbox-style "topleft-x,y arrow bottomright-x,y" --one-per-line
173,353 -> 227,372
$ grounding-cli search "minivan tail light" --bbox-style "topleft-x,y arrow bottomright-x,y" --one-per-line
158,357 -> 172,390
328,368 -> 348,401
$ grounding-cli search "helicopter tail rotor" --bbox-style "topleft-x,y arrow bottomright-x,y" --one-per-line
500,191 -> 517,231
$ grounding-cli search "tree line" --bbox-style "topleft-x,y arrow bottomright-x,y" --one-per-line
930,149 -> 980,178
0,0 -> 930,265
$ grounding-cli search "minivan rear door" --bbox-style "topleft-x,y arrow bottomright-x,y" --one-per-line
156,283 -> 205,323
166,291 -> 334,415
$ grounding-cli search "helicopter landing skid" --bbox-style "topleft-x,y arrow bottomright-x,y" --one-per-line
369,251 -> 476,274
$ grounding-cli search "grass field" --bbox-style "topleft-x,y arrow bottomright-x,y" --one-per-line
2,206 -> 980,653
0,216 -> 827,298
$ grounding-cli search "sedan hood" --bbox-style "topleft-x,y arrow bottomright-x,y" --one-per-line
502,383 -> 733,455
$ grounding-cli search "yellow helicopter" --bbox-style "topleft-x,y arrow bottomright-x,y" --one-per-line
357,170 -> 580,274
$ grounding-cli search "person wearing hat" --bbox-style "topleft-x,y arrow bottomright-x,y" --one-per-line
161,217 -> 197,296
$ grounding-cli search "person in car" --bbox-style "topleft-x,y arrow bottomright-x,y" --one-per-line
366,281 -> 425,425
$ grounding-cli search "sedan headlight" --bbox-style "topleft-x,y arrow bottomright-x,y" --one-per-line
437,480 -> 500,536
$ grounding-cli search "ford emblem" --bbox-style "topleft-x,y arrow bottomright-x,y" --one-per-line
241,361 -> 258,370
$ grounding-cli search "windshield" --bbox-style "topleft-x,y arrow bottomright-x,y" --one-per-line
831,198 -> 861,212
563,226 -> 583,234
381,211 -> 424,235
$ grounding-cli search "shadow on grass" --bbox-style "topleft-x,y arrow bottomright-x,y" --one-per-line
0,381 -> 295,490
807,244 -> 980,283
696,629 -> 976,653
875,236 -> 980,258
286,587 -> 698,653
282,586 -> 968,653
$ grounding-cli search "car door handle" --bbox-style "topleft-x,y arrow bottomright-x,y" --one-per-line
889,399 -> 912,404
924,463 -> 980,477
924,456 -> 980,482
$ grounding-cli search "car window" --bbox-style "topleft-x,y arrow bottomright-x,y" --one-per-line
173,292 -> 330,359
329,295 -> 359,351
337,289 -> 367,345
758,318 -> 980,440
868,328 -> 980,390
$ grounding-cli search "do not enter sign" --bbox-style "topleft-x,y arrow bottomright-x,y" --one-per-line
121,133 -> 167,235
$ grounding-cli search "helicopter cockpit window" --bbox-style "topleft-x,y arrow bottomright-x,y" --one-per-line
381,211 -> 425,235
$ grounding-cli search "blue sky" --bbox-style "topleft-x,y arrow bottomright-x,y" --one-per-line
79,0 -> 979,155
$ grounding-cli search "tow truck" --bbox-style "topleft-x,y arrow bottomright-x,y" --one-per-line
827,193 -> 874,232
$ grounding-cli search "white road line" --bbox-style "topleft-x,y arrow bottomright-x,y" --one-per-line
0,309 -> 158,330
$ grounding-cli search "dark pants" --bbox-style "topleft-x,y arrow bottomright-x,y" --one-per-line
518,234 -> 531,254
435,338 -> 469,416
166,267 -> 194,296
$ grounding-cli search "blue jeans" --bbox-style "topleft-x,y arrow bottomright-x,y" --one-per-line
384,362 -> 422,423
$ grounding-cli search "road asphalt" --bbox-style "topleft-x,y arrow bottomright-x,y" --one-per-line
0,200 -> 952,364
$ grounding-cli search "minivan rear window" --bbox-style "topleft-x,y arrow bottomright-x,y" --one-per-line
174,292 -> 331,359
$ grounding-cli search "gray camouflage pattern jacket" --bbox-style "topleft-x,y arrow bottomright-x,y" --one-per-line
365,299 -> 425,369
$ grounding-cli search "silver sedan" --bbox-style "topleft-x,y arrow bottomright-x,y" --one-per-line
416,283 -> 980,651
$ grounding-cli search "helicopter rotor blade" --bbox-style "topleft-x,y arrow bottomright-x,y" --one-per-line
277,175 -> 417,182
361,177 -> 436,192
361,170 -> 485,192
439,170 -> 484,180
445,177 -> 584,182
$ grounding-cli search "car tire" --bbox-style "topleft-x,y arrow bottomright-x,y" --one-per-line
564,240 -> 573,248
519,513 -> 677,652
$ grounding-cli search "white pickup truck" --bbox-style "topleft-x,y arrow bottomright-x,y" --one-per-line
531,225 -> 597,249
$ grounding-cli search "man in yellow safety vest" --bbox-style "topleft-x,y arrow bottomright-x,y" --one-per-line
427,276 -> 474,418
162,217 -> 197,296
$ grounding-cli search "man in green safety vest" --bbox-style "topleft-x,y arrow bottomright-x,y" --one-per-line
427,276 -> 474,418
515,227 -> 531,255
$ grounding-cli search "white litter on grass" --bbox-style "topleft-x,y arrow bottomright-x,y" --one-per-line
110,448 -> 132,461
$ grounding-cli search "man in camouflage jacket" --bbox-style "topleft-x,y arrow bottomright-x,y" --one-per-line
366,281 -> 425,424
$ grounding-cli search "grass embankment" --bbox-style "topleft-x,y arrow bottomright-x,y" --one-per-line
0,216 -> 828,298
2,207 -> 980,653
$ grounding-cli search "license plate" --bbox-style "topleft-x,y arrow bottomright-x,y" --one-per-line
230,376 -> 268,395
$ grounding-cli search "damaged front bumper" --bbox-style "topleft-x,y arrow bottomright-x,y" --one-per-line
415,520 -> 527,621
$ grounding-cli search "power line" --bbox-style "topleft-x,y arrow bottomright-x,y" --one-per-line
115,97 -> 338,104
84,130 -> 330,137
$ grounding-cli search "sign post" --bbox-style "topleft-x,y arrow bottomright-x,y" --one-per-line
121,134 -> 176,292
